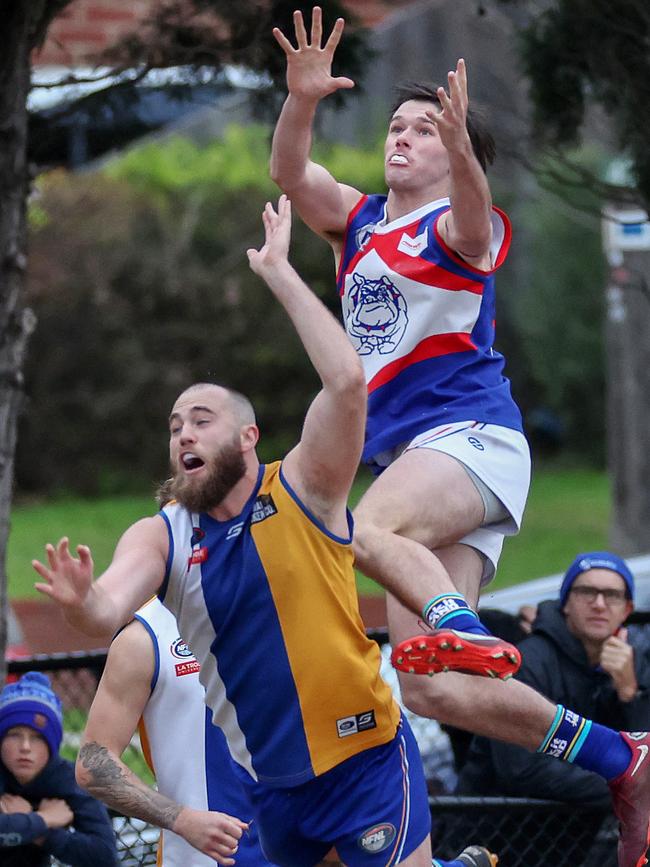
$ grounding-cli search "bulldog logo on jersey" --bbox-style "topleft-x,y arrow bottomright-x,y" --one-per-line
345,273 -> 408,356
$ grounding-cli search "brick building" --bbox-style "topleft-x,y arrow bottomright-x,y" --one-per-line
34,0 -> 417,67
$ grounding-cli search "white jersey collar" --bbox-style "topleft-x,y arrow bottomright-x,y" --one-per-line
374,196 -> 450,234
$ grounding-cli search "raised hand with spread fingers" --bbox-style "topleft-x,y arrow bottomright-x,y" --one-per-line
272,6 -> 354,102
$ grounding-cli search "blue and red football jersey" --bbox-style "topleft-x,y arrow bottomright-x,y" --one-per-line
336,194 -> 523,463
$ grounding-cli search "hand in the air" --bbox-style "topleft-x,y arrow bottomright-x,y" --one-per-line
273,6 -> 355,101
32,537 -> 94,610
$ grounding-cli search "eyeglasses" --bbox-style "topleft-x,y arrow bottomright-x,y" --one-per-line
570,585 -> 628,605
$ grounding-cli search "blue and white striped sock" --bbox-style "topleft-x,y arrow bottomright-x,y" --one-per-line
423,594 -> 491,636
538,705 -> 632,780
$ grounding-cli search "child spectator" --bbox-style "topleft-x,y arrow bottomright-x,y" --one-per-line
0,671 -> 117,867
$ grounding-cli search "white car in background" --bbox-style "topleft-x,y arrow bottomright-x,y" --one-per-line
481,553 -> 650,613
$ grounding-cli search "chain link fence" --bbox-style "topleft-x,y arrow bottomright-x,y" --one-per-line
430,796 -> 617,866
7,651 -> 620,866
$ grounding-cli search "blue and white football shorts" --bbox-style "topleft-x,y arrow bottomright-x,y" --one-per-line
236,715 -> 430,866
370,420 -> 531,583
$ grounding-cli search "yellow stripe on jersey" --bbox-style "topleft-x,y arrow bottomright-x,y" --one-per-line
137,718 -> 155,776
251,463 -> 399,777
137,719 -> 163,866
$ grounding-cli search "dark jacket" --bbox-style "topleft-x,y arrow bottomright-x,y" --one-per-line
458,600 -> 650,807
0,753 -> 117,867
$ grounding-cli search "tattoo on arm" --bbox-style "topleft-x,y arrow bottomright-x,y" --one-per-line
78,742 -> 182,829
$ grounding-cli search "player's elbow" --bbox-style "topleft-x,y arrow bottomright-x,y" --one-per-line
269,153 -> 313,196
75,742 -> 102,794
269,156 -> 283,187
269,156 -> 297,191
75,756 -> 91,792
332,359 -> 366,403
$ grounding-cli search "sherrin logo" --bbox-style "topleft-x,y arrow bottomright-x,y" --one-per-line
358,823 -> 396,853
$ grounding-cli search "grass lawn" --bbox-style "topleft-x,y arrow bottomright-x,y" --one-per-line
350,465 -> 610,596
8,494 -> 158,598
7,466 -> 609,599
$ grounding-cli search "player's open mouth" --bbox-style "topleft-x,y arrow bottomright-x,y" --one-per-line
181,452 -> 205,472
389,154 -> 409,165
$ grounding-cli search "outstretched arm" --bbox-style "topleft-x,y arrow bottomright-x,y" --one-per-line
270,6 -> 362,244
32,516 -> 168,638
78,621 -> 247,865
433,59 -> 494,270
248,197 -> 366,528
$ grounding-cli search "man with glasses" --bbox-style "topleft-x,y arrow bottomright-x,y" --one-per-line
458,551 -> 650,825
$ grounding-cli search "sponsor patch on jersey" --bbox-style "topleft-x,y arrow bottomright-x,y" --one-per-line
170,637 -> 194,659
226,522 -> 244,540
251,494 -> 278,524
175,660 -> 200,677
188,546 -> 208,566
190,527 -> 205,546
358,823 -> 396,853
397,227 -> 428,256
336,709 -> 377,738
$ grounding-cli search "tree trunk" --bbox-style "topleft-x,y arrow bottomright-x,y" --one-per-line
605,230 -> 650,554
0,3 -> 40,686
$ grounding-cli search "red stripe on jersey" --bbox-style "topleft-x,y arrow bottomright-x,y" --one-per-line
432,206 -> 512,274
367,332 -> 476,393
337,194 -> 369,291
371,231 -> 485,293
341,231 -> 485,295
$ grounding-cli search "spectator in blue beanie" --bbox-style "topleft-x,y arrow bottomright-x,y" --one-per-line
458,550 -> 650,864
0,671 -> 117,867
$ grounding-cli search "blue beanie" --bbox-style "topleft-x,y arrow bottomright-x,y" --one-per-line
0,672 -> 63,757
560,551 -> 635,608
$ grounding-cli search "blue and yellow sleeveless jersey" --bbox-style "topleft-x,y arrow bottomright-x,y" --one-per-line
159,460 -> 400,788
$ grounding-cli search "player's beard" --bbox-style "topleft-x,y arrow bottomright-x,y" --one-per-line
169,438 -> 247,513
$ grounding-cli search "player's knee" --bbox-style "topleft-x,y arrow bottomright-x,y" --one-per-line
399,677 -> 433,718
399,675 -> 456,722
351,519 -> 381,572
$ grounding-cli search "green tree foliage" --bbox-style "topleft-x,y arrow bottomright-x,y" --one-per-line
98,0 -> 370,118
497,0 -> 650,208
22,120 -> 614,496
20,127 -> 384,495
494,151 -> 608,462
21,125 -> 611,493
2,0 -> 371,683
